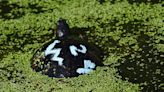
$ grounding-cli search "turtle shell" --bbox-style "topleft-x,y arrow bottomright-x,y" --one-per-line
31,36 -> 103,78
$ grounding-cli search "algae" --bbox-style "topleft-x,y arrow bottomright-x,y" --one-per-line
0,0 -> 163,91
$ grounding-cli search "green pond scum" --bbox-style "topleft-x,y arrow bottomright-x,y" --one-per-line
0,0 -> 163,92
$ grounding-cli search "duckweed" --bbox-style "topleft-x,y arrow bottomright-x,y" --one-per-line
0,0 -> 163,91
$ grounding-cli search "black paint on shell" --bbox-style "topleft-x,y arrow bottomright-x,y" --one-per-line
31,18 -> 103,78
31,38 -> 103,78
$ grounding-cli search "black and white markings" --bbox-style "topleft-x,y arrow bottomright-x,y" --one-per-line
44,39 -> 96,74
76,60 -> 96,74
69,44 -> 87,56
45,40 -> 64,66
31,19 -> 102,78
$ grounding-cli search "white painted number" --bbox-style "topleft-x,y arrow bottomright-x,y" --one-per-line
45,40 -> 64,66
69,44 -> 87,56
44,41 -> 95,74
69,45 -> 95,74
76,60 -> 96,74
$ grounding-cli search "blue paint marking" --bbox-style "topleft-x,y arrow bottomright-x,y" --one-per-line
76,60 -> 96,74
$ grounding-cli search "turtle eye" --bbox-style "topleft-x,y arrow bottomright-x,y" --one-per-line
57,30 -> 64,37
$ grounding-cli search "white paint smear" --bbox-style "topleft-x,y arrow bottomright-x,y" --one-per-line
69,44 -> 87,56
77,44 -> 87,54
76,68 -> 93,74
45,40 -> 64,66
76,60 -> 96,74
69,45 -> 78,56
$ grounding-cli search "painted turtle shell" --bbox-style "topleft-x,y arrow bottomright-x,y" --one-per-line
31,19 -> 103,78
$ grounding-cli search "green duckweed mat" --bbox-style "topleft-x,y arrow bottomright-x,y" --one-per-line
0,0 -> 163,92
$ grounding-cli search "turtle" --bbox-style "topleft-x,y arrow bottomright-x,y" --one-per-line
31,18 -> 104,78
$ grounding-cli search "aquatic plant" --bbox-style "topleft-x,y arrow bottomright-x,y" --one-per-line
0,0 -> 163,91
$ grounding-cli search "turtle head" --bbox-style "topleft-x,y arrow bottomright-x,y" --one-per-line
56,18 -> 70,39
